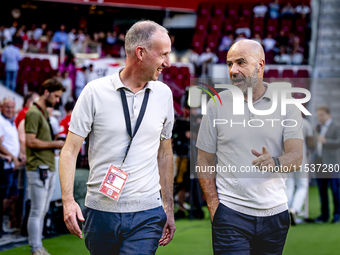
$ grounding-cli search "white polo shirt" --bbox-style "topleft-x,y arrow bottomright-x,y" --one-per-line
69,67 -> 174,213
0,114 -> 20,170
197,83 -> 304,216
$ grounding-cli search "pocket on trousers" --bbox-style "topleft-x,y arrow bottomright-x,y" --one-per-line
212,203 -> 222,225
26,170 -> 45,188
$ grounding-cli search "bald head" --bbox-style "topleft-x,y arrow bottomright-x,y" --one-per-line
229,39 -> 265,62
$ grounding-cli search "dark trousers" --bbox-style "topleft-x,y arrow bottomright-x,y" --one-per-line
212,204 -> 290,255
316,178 -> 340,220
83,206 -> 167,255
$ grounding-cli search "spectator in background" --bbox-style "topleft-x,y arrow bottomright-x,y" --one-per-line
218,33 -> 234,52
3,25 -> 16,46
314,106 -> 340,224
198,47 -> 218,78
75,66 -> 87,99
58,101 -> 75,141
235,17 -> 251,38
274,46 -> 291,64
0,25 -> 5,47
291,47 -> 304,65
173,105 -> 190,219
269,0 -> 280,19
77,29 -> 86,46
15,92 -> 39,128
12,25 -> 27,47
251,33 -> 262,44
25,79 -> 65,255
262,33 -> 276,52
67,28 -> 77,51
1,137 -> 13,238
59,56 -> 76,95
235,33 -> 247,42
47,107 -> 60,139
106,31 -> 117,45
281,2 -> 296,19
286,117 -> 314,225
276,30 -> 289,46
86,64 -> 98,83
61,70 -> 73,109
253,2 -> 268,18
52,24 -> 68,50
1,41 -> 22,91
54,70 -> 63,84
33,23 -> 47,41
0,97 -> 20,231
295,2 -> 310,19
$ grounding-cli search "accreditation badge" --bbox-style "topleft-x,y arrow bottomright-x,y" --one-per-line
98,164 -> 129,201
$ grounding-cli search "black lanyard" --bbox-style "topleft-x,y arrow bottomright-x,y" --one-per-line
33,103 -> 54,141
119,88 -> 150,167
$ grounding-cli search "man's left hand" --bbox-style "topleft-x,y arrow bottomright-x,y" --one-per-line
159,211 -> 176,246
251,146 -> 275,170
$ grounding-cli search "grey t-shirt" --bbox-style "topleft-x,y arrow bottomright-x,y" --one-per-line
196,83 -> 303,216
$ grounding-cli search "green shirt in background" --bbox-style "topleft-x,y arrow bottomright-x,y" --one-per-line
25,104 -> 55,171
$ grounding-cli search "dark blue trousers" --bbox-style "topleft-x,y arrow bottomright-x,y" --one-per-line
212,204 -> 290,255
316,178 -> 340,220
83,206 -> 167,255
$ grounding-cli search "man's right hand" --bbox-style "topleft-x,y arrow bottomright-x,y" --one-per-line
54,140 -> 65,149
63,199 -> 85,239
209,201 -> 220,223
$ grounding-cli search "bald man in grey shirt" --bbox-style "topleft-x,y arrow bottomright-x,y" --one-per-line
197,40 -> 303,255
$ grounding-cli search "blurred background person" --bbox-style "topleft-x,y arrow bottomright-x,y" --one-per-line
1,41 -> 22,91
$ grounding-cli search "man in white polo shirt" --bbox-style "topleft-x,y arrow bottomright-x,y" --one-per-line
0,97 -> 20,230
196,40 -> 303,255
59,20 -> 175,255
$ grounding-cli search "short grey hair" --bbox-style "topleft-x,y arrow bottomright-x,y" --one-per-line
125,20 -> 168,56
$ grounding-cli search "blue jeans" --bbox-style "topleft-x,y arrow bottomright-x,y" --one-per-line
5,71 -> 18,91
212,204 -> 290,255
83,206 -> 167,255
4,168 -> 19,199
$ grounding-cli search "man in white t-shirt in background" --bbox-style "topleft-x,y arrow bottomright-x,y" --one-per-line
196,39 -> 303,255
59,20 -> 175,255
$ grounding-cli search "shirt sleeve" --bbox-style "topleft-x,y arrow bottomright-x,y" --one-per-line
69,84 -> 94,138
25,111 -> 41,134
160,91 -> 174,140
283,104 -> 304,142
196,97 -> 218,154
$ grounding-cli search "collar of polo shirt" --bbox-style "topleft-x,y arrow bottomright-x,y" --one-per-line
111,67 -> 154,92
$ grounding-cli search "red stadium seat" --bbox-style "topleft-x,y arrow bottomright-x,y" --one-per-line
179,66 -> 190,77
41,59 -> 52,70
242,4 -> 253,21
206,34 -> 219,52
210,17 -> 223,36
282,69 -> 294,78
267,19 -> 278,35
281,19 -> 293,32
218,50 -> 228,64
213,3 -> 226,19
169,66 -> 179,77
196,16 -> 209,35
253,18 -> 265,37
297,69 -> 309,78
198,3 -> 212,18
266,69 -> 279,78
228,4 -> 239,22
224,18 -> 234,33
